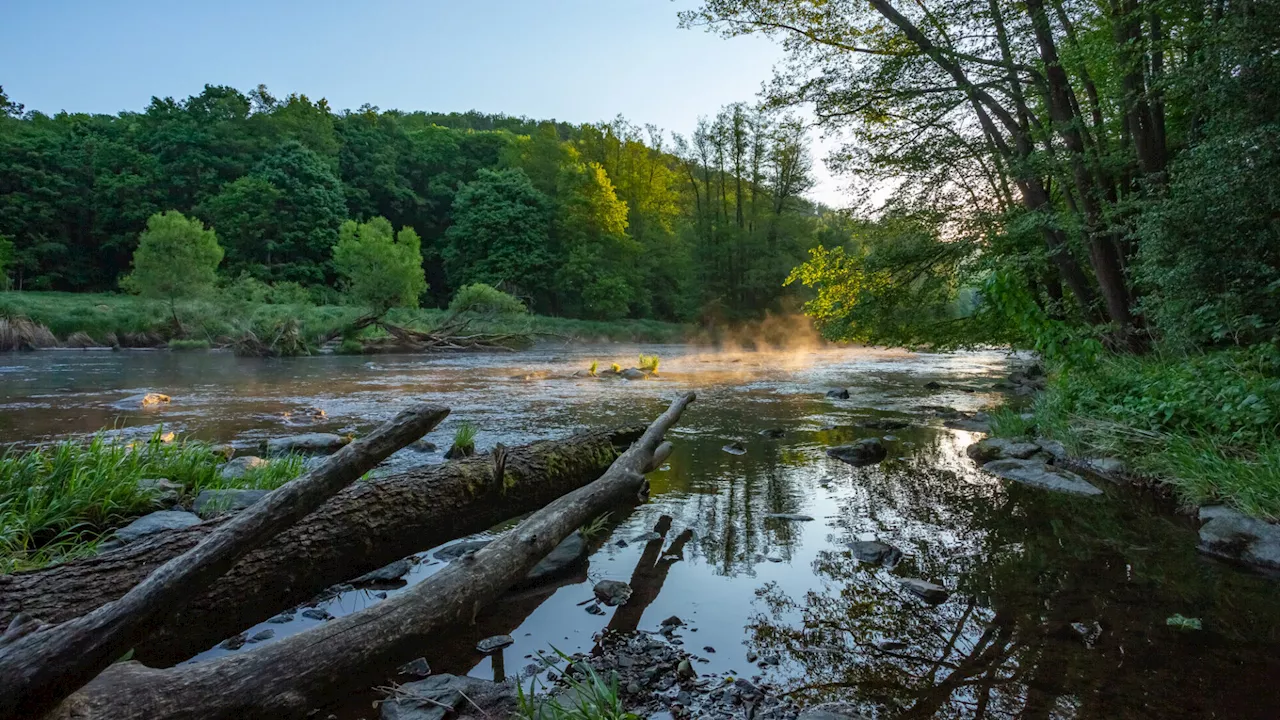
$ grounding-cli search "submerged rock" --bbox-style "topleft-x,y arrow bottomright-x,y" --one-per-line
966,437 -> 1041,463
218,455 -> 269,480
266,432 -> 350,455
1197,506 -> 1280,571
900,578 -> 949,604
476,634 -> 514,653
114,510 -> 201,543
194,488 -> 270,518
381,674 -> 515,720
827,438 -> 887,466
593,579 -> 633,606
848,540 -> 902,567
759,428 -> 787,439
825,388 -> 851,399
766,513 -> 815,522
982,458 -> 1102,496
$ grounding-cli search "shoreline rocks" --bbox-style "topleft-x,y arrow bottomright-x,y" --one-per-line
194,488 -> 271,517
114,510 -> 202,543
266,432 -> 350,455
827,438 -> 887,466
1197,506 -> 1280,571
981,458 -> 1103,496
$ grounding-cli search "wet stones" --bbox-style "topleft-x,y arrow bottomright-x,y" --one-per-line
900,578 -> 949,604
398,657 -> 432,678
520,531 -> 587,587
114,510 -> 201,543
193,488 -> 270,518
826,438 -> 887,466
620,368 -> 648,380
218,455 -> 269,480
218,632 -> 246,650
247,628 -> 274,643
266,432 -> 350,455
982,458 -> 1103,496
798,702 -> 871,720
759,428 -> 786,439
965,437 -> 1042,463
476,634 -> 515,653
943,412 -> 992,432
300,607 -> 333,621
351,558 -> 415,586
722,441 -> 747,455
848,540 -> 902,567
1197,505 -> 1280,571
593,580 -> 632,606
380,674 -> 515,720
825,388 -> 850,399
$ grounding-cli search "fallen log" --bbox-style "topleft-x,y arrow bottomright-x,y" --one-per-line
0,425 -> 640,667
51,392 -> 694,720
0,403 -> 451,720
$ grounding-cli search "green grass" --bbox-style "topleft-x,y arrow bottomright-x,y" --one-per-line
452,422 -> 478,452
168,338 -> 211,351
638,354 -> 660,375
0,291 -> 690,352
517,648 -> 637,720
0,429 -> 304,573
992,345 -> 1280,519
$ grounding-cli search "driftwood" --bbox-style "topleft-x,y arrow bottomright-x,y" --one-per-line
329,311 -> 529,352
49,392 -> 695,720
0,426 -> 641,667
0,403 -> 451,720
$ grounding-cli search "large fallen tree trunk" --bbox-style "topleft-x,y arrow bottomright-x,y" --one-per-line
0,403 -> 451,720
0,426 -> 641,668
50,392 -> 694,720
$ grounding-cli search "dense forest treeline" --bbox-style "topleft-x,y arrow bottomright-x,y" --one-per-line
0,83 -> 837,321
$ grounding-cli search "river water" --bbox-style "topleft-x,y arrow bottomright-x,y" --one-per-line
3,345 -> 1278,718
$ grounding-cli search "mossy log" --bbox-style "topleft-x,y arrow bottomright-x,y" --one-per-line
0,426 -> 640,668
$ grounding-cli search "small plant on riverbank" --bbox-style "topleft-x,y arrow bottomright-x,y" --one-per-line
517,648 -> 635,720
638,354 -> 660,375
168,338 -> 211,351
588,360 -> 598,377
0,430 -> 304,573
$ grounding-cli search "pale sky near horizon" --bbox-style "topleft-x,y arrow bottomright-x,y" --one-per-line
0,0 -> 849,206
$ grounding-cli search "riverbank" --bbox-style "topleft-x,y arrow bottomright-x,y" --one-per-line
0,291 -> 691,353
987,346 -> 1280,521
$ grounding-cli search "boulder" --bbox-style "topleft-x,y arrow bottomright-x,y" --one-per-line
1197,506 -> 1280,571
381,674 -> 515,720
351,558 -> 415,586
266,433 -> 350,455
966,437 -> 1042,463
218,455 -> 269,480
827,438 -> 887,466
114,510 -> 202,544
900,578 -> 949,604
799,702 -> 872,720
593,579 -> 632,606
619,367 -> 648,380
849,540 -> 902,567
982,458 -> 1102,496
826,388 -> 851,399
136,478 -> 183,507
1035,438 -> 1068,460
194,489 -> 270,518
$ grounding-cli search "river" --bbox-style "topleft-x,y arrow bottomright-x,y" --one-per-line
3,345 -> 1278,718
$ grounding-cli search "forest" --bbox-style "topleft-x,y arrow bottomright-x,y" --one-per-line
0,83 -> 830,323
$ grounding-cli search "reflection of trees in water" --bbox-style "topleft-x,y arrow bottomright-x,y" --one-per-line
746,457 -> 1280,719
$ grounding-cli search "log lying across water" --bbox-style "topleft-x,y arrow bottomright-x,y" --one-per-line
52,393 -> 695,720
0,425 -> 641,668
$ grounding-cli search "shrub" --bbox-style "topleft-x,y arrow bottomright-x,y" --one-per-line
168,338 -> 210,351
447,283 -> 528,316
332,217 -> 427,312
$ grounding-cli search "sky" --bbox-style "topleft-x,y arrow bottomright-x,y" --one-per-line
0,0 -> 848,205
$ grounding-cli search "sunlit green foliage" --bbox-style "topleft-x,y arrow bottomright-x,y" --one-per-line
120,211 -> 224,327
447,283 -> 527,316
333,216 -> 427,311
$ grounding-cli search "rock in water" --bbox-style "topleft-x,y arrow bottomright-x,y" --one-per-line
982,458 -> 1102,496
593,580 -> 632,607
848,540 -> 902,567
827,438 -> 887,466
432,539 -> 492,562
247,628 -> 274,643
398,657 -> 432,678
1197,506 -> 1280,571
900,578 -> 949,604
966,437 -> 1042,463
798,702 -> 872,720
923,381 -> 942,390
266,433 -> 350,455
218,455 -> 269,480
381,674 -> 515,720
826,388 -> 850,399
759,428 -> 786,439
519,531 -> 587,586
443,443 -> 475,460
351,558 -> 415,586
476,634 -> 514,653
721,441 -> 747,455
620,367 -> 648,380
766,513 -> 815,522
114,510 -> 202,543
194,489 -> 270,518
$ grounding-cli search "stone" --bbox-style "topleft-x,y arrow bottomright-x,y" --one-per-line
661,615 -> 684,627
247,628 -> 275,643
966,437 -> 1042,463
923,381 -> 942,390
352,558 -> 415,586
218,632 -> 246,650
218,455 -> 269,480
826,438 -> 887,466
410,439 -> 438,452
766,513 -> 815,522
1036,438 -> 1068,460
476,634 -> 514,653
266,612 -> 294,623
825,388 -> 850,399
399,657 -> 432,677
1087,457 -> 1127,477
982,458 -> 1103,496
862,418 -> 909,430
593,579 -> 632,606
266,433 -> 350,455
721,441 -> 747,455
585,603 -> 606,615
138,392 -> 171,407
194,488 -> 270,518
444,443 -> 476,460
300,607 -> 332,621
702,646 -> 716,653
944,413 -> 991,432
900,578 -> 949,604
798,702 -> 871,720
1197,506 -> 1280,571
520,531 -> 588,586
381,674 -> 515,720
114,510 -> 201,543
848,540 -> 902,567
210,443 -> 236,460
136,477 -> 183,507
677,658 -> 696,678
620,367 -> 648,380
759,428 -> 786,439
433,539 -> 491,562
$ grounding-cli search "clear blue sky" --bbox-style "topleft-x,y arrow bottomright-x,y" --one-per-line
1,0 -> 844,204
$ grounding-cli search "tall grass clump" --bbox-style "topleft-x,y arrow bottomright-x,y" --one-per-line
0,430 -> 304,572
638,354 -> 660,375
517,648 -> 636,720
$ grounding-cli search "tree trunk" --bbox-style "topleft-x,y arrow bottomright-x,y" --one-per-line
47,394 -> 695,720
0,426 -> 641,669
0,404 -> 451,720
